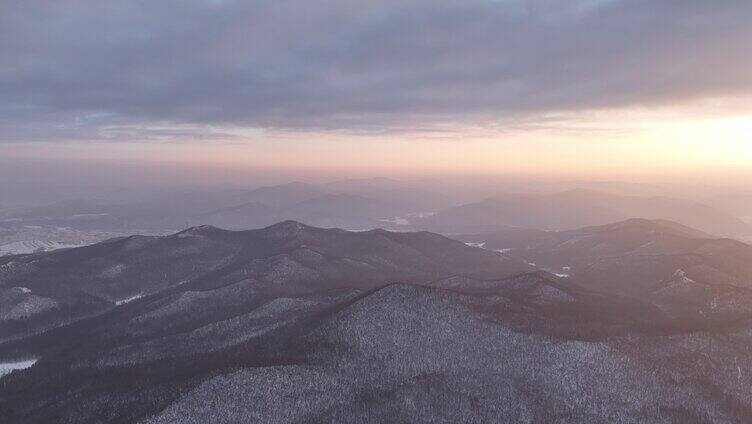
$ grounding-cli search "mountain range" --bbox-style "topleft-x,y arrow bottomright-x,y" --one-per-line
0,221 -> 529,343
459,218 -> 752,319
5,183 -> 752,261
419,189 -> 752,238
2,221 -> 752,422
0,180 -> 453,235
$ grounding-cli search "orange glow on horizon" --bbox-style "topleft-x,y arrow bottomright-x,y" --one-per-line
3,108 -> 751,181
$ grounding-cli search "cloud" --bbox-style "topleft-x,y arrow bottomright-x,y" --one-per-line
1,0 -> 750,141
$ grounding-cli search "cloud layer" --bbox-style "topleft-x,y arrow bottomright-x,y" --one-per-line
1,0 -> 751,141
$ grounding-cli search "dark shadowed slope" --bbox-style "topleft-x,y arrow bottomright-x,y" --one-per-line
0,221 -> 530,341
3,272 -> 752,423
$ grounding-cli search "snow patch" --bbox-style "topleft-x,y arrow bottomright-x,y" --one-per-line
100,263 -> 126,278
69,213 -> 109,219
115,294 -> 144,305
465,242 -> 486,249
16,287 -> 31,293
553,266 -> 572,278
673,269 -> 696,284
0,359 -> 37,378
378,217 -> 409,226
406,211 -> 436,218
0,240 -> 84,255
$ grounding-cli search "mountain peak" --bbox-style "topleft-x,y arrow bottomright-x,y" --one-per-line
178,224 -> 226,236
260,220 -> 309,237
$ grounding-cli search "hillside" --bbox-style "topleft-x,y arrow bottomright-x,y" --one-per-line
459,218 -> 752,298
3,222 -> 752,423
0,221 -> 529,341
3,271 -> 752,423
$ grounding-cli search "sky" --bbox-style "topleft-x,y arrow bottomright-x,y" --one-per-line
1,0 -> 751,181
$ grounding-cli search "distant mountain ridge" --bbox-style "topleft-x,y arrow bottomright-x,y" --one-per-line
420,189 -> 752,238
459,218 -> 752,300
1,179 -> 455,234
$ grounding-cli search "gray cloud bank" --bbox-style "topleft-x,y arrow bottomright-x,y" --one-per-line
1,0 -> 751,141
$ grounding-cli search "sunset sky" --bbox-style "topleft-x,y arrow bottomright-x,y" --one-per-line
1,0 -> 751,180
